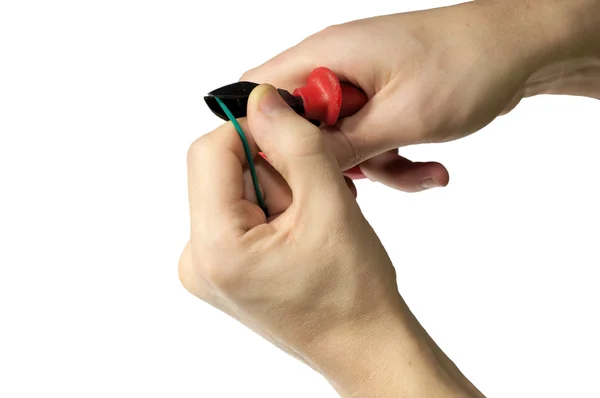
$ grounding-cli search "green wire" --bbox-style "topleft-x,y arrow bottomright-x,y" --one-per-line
214,97 -> 269,217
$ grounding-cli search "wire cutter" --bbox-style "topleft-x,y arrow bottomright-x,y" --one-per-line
204,67 -> 368,179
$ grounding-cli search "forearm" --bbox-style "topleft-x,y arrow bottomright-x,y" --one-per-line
525,0 -> 600,98
305,301 -> 484,397
480,0 -> 600,98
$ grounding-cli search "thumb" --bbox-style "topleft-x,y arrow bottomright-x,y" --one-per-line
247,84 -> 350,208
331,90 -> 418,167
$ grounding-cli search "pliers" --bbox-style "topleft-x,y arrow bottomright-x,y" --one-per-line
204,67 -> 368,179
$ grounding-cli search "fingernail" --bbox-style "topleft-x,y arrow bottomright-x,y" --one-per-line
255,85 -> 289,116
421,178 -> 441,190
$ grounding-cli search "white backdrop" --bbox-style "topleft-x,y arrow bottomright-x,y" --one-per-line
1,1 -> 599,397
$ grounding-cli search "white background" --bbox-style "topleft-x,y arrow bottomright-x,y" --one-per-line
1,1 -> 599,397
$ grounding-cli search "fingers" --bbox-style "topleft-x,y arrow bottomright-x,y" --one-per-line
246,84 -> 351,212
187,119 -> 264,238
358,150 -> 449,192
328,85 -> 425,164
319,85 -> 449,192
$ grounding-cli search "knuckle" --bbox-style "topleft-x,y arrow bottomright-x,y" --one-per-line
200,256 -> 242,294
322,126 -> 361,170
290,134 -> 323,158
178,254 -> 193,292
279,125 -> 327,159
178,243 -> 201,295
239,68 -> 256,82
319,23 -> 345,38
186,135 -> 209,165
192,238 -> 245,294
340,131 -> 363,168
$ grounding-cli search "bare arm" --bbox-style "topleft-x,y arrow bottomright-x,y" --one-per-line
486,0 -> 600,99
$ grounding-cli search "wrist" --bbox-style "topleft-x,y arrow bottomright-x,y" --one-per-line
305,304 -> 483,397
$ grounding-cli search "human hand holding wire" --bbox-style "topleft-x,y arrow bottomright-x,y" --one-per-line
179,84 -> 483,397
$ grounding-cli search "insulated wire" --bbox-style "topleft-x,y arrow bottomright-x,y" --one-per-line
213,97 -> 269,217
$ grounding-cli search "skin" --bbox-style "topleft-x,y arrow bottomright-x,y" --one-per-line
241,0 -> 600,192
181,0 -> 600,396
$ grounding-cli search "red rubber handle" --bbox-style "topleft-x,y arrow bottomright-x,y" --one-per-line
339,82 -> 368,119
260,67 -> 369,179
291,67 -> 369,179
293,67 -> 367,125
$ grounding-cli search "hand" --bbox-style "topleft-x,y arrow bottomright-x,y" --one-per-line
242,0 -> 600,192
179,84 -> 482,397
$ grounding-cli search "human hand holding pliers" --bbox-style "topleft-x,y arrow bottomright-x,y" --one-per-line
204,67 -> 369,180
